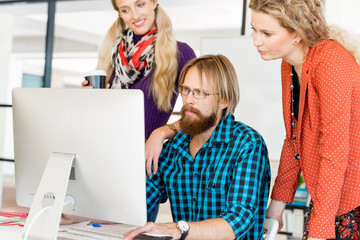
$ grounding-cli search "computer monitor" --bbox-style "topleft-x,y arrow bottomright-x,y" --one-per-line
12,87 -> 147,239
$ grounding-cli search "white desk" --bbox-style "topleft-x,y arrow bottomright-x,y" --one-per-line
0,222 -> 101,239
0,206 -> 124,239
0,223 -> 166,239
0,205 -> 151,240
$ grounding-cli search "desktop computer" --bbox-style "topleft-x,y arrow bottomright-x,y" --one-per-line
12,88 -> 147,239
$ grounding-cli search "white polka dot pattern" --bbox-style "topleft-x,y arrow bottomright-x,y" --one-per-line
271,40 -> 360,239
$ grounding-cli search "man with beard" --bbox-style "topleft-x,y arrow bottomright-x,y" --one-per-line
124,54 -> 271,240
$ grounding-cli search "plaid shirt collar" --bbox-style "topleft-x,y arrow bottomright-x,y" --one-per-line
171,113 -> 235,158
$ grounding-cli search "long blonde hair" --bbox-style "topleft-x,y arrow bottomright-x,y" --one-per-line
249,0 -> 360,63
97,1 -> 178,112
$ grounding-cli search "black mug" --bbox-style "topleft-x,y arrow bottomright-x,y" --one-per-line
84,70 -> 106,88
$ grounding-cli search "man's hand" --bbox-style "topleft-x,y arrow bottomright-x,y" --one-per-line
123,222 -> 180,240
123,218 -> 235,240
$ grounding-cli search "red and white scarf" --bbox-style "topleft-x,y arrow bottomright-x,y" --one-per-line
111,27 -> 157,89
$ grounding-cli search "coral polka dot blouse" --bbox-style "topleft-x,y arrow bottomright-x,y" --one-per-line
271,40 -> 360,239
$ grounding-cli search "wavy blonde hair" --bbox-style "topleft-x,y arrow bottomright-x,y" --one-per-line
249,0 -> 360,63
179,54 -> 240,118
97,0 -> 178,112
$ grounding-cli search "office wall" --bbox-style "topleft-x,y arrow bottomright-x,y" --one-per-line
0,13 -> 13,103
0,12 -> 19,163
0,12 -> 14,207
201,37 -> 284,161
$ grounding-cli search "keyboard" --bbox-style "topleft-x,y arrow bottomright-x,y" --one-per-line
68,224 -> 173,240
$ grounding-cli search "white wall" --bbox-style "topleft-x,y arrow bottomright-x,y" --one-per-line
326,0 -> 360,36
0,13 -> 13,103
0,12 -> 15,207
201,37 -> 284,161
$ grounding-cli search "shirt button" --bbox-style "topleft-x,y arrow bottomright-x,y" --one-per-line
193,198 -> 196,202
295,154 -> 300,160
194,173 -> 197,178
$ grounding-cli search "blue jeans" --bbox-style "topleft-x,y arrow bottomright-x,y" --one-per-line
147,204 -> 159,222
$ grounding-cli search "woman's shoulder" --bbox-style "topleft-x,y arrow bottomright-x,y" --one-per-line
176,41 -> 197,69
309,39 -> 353,62
176,41 -> 196,59
176,41 -> 194,51
306,40 -> 360,79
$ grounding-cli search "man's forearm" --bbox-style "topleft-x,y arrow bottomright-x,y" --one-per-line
186,218 -> 235,240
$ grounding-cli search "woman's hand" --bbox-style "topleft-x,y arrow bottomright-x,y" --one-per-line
265,200 -> 287,232
145,121 -> 180,177
81,80 -> 93,89
81,80 -> 110,89
145,127 -> 166,177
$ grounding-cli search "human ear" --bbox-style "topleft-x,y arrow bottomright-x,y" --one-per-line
152,0 -> 158,10
293,33 -> 302,44
220,98 -> 230,110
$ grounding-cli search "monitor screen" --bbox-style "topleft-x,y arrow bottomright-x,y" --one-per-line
12,88 -> 147,237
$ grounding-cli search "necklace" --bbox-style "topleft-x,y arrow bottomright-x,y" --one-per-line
290,67 -> 300,160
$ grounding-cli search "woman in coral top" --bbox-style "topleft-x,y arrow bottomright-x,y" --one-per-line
249,0 -> 360,239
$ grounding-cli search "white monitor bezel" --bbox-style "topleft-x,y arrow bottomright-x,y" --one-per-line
12,88 -> 147,229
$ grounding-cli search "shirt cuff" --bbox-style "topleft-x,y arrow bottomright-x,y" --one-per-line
219,206 -> 254,239
271,184 -> 297,204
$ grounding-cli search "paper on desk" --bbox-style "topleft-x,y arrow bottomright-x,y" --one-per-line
0,216 -> 26,223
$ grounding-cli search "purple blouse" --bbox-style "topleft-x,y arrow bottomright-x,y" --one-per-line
110,35 -> 196,139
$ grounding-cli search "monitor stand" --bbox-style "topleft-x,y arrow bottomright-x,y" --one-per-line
22,153 -> 76,240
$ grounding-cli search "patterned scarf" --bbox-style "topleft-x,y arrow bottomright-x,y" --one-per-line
111,27 -> 157,89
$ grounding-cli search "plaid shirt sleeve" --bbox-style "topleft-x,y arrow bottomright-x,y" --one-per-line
146,142 -> 172,216
219,129 -> 270,239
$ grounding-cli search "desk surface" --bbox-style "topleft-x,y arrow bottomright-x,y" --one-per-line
0,223 -> 167,239
0,207 -> 148,239
0,206 -> 123,239
0,222 -> 102,239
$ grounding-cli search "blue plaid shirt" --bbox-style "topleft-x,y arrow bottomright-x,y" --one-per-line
146,113 -> 271,239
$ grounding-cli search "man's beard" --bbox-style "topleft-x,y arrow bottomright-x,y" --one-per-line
180,105 -> 217,136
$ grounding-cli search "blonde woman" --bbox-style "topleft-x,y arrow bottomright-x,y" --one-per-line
82,0 -> 195,141
249,0 -> 360,239
82,0 -> 195,222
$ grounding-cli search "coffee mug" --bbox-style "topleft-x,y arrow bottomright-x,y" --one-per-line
84,70 -> 107,88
